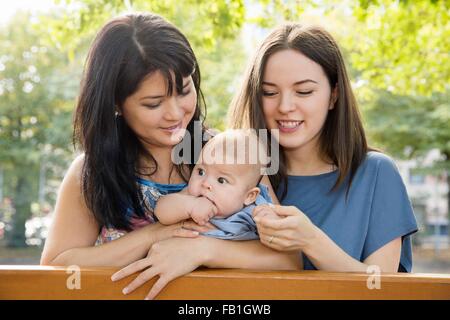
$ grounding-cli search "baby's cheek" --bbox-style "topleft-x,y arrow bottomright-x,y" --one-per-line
187,183 -> 199,196
222,192 -> 246,215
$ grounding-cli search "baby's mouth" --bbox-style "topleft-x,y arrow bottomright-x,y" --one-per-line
201,193 -> 217,208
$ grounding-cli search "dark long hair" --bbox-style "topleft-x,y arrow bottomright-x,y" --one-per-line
228,24 -> 369,200
74,13 -> 207,230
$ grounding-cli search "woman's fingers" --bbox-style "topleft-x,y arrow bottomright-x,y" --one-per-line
122,267 -> 160,295
259,231 -> 293,251
254,215 -> 292,230
203,221 -> 216,230
253,208 -> 274,219
253,204 -> 274,218
271,205 -> 301,217
144,276 -> 169,300
259,232 -> 281,249
111,258 -> 151,282
182,219 -> 216,232
173,226 -> 199,238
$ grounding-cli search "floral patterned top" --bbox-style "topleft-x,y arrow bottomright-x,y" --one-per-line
95,178 -> 186,245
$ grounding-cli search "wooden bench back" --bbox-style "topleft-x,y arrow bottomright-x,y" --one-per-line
1,265 -> 449,299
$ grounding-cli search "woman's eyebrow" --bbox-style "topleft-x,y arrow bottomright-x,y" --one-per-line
140,94 -> 164,100
139,82 -> 191,100
262,79 -> 318,86
293,79 -> 318,85
262,81 -> 277,86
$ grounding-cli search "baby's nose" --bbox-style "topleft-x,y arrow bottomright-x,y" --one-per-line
201,180 -> 212,191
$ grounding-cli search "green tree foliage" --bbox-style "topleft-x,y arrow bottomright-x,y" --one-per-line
365,91 -> 450,159
0,12 -> 76,246
345,0 -> 450,220
347,0 -> 449,96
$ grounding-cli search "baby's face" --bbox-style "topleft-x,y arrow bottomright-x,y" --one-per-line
187,162 -> 254,217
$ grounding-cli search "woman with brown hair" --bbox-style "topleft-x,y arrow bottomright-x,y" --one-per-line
228,24 -> 418,273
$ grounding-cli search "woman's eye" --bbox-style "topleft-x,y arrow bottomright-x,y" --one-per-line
217,177 -> 228,184
262,91 -> 277,97
180,89 -> 191,96
296,90 -> 313,95
198,168 -> 205,176
143,103 -> 161,109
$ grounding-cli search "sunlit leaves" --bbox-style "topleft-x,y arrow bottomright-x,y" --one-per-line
346,0 -> 449,97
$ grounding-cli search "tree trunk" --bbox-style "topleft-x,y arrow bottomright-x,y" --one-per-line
6,173 -> 32,248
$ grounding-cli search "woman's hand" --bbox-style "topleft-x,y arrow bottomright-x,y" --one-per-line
111,236 -> 208,300
150,218 -> 216,243
148,221 -> 198,243
253,204 -> 318,252
181,219 -> 217,232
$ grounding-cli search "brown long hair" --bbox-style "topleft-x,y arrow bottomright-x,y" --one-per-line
74,13 -> 207,230
228,24 -> 369,200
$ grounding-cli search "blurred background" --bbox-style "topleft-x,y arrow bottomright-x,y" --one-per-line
0,0 -> 449,273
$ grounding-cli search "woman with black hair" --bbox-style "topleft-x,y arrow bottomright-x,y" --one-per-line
40,13 -> 300,300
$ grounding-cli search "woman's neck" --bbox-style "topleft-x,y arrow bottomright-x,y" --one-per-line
283,141 -> 335,176
139,144 -> 188,184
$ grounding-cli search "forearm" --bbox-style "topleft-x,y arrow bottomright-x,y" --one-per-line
155,194 -> 192,225
47,224 -> 156,268
201,237 -> 302,271
302,225 -> 369,272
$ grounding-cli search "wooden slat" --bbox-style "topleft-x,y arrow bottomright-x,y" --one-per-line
0,265 -> 449,300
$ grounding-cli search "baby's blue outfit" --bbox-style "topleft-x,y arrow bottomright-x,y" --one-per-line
202,184 -> 272,240
143,180 -> 271,241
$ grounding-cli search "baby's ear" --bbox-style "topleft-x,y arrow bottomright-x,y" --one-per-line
244,187 -> 260,206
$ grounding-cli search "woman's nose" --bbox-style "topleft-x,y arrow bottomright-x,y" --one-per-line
164,97 -> 183,120
278,93 -> 296,114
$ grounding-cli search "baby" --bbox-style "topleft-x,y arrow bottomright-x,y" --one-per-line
154,130 -> 272,240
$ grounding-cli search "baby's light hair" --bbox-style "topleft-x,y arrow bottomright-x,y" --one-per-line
198,129 -> 269,187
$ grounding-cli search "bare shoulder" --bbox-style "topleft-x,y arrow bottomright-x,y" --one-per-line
65,153 -> 85,185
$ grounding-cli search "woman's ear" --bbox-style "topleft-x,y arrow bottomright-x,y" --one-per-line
115,105 -> 122,116
329,86 -> 338,110
244,187 -> 261,206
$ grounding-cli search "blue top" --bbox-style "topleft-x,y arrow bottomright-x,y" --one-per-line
136,177 -> 187,212
203,184 -> 272,240
96,178 -> 187,245
276,152 -> 418,272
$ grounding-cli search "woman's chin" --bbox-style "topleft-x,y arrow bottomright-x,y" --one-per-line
278,136 -> 307,150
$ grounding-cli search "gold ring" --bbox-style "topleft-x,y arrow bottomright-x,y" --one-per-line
268,235 -> 274,244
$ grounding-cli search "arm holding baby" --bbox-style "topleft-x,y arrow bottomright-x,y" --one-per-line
154,188 -> 218,226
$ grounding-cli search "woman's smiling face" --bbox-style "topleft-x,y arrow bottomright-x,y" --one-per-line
261,49 -> 335,152
121,70 -> 197,149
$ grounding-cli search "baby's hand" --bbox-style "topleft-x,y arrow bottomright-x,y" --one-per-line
190,196 -> 218,226
252,204 -> 281,220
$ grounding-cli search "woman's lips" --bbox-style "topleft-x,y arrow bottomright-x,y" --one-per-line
161,122 -> 182,133
276,120 -> 304,133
